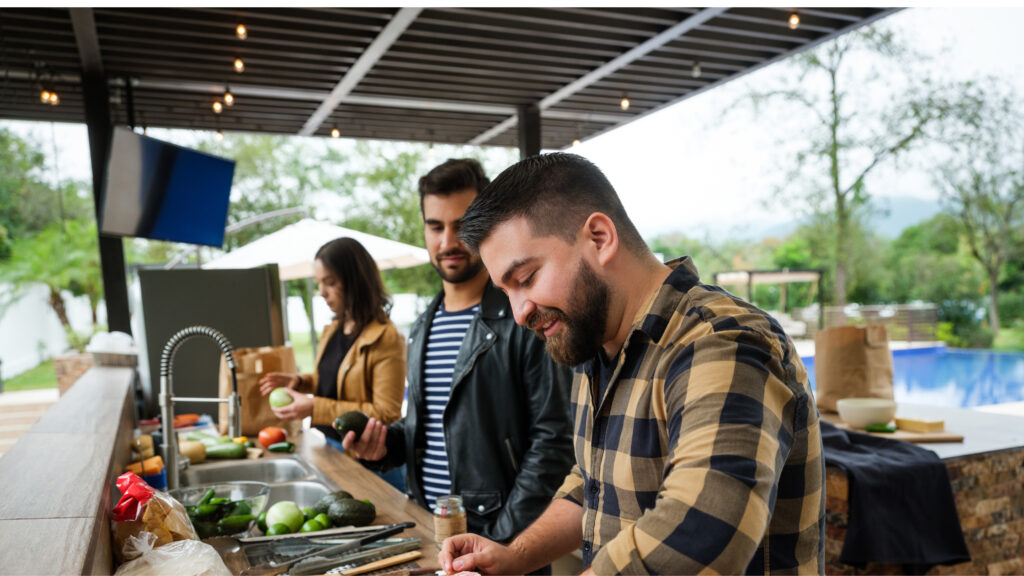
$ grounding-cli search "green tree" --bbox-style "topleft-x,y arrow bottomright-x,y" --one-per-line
735,25 -> 971,306
0,219 -> 103,345
935,79 -> 1024,339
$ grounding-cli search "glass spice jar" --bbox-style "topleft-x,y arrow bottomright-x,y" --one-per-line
432,494 -> 467,547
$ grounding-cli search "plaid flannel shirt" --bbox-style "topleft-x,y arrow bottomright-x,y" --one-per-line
554,256 -> 825,574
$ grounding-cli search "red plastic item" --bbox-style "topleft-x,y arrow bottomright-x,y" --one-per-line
112,472 -> 155,522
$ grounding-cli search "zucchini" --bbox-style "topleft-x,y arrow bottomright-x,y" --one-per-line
205,441 -> 247,459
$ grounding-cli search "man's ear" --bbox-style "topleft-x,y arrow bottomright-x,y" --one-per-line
581,212 -> 618,267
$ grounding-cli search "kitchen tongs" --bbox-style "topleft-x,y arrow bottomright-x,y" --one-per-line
239,522 -> 415,576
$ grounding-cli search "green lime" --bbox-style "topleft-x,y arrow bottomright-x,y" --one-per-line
302,507 -> 317,521
256,511 -> 268,532
266,523 -> 292,536
300,519 -> 324,533
313,513 -> 331,528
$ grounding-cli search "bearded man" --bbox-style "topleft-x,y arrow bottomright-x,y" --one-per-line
344,159 -> 574,556
439,153 -> 826,575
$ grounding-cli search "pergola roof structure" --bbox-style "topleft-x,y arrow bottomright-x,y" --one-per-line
1,7 -> 895,149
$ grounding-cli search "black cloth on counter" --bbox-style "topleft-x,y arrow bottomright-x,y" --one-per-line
821,421 -> 970,572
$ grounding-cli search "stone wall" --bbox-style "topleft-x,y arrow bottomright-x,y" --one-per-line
54,352 -> 93,396
826,448 -> 1024,575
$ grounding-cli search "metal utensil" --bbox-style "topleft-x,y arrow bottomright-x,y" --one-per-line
239,522 -> 414,576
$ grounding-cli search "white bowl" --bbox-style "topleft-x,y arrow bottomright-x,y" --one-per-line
836,398 -> 897,429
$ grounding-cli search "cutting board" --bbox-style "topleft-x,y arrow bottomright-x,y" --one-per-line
821,414 -> 964,443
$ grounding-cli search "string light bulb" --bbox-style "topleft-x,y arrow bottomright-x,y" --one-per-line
234,58 -> 245,73
40,89 -> 51,103
330,127 -> 340,138
692,61 -> 702,79
224,89 -> 234,106
620,94 -> 630,111
215,130 -> 224,142
49,92 -> 59,105
572,138 -> 581,148
212,101 -> 223,114
236,24 -> 247,40
788,13 -> 800,30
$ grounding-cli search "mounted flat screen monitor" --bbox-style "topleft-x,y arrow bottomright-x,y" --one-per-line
100,127 -> 235,247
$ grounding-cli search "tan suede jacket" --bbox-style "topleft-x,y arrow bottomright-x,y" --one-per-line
296,317 -> 406,427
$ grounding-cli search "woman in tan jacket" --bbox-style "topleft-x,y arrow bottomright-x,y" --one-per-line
259,237 -> 406,441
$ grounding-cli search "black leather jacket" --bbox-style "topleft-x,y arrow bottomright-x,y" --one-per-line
371,281 -> 574,543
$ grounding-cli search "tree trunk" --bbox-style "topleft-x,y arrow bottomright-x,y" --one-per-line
48,286 -> 71,328
989,269 -> 1001,340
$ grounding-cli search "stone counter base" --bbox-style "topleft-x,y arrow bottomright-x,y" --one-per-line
825,448 -> 1024,575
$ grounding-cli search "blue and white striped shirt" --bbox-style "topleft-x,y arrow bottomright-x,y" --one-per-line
420,302 -> 479,507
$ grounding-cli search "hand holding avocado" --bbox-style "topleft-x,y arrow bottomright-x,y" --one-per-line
337,411 -> 388,461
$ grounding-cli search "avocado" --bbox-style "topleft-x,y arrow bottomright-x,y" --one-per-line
333,411 -> 370,442
326,498 -> 375,527
312,490 -> 354,515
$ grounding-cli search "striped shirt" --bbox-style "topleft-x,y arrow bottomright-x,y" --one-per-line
555,256 -> 825,574
420,302 -> 479,507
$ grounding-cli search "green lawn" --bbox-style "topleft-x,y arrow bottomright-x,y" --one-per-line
2,360 -> 57,392
994,324 -> 1024,352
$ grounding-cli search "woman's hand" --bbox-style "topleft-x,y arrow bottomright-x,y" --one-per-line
259,372 -> 299,396
270,388 -> 314,421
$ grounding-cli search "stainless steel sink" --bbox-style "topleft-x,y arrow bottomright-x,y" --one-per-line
268,480 -> 333,508
181,456 -> 317,486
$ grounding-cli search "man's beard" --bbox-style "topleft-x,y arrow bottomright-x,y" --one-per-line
432,249 -> 485,284
528,259 -> 609,366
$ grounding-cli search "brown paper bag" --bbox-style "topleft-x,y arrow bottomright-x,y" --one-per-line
814,325 -> 894,413
218,346 -> 302,438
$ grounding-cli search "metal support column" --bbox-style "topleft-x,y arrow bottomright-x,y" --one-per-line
82,73 -> 132,334
517,103 -> 541,159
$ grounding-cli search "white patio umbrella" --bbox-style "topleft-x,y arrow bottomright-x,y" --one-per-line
203,218 -> 429,280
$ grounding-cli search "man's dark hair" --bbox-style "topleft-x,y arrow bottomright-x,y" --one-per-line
460,153 -> 647,256
315,237 -> 391,333
417,158 -> 490,212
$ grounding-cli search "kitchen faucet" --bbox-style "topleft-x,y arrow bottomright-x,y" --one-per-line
159,325 -> 241,490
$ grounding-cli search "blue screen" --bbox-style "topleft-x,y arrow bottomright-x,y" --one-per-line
101,127 -> 235,247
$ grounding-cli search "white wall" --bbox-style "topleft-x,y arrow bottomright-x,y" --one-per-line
0,283 -> 101,378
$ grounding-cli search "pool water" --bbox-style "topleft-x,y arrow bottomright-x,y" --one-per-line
801,347 -> 1024,409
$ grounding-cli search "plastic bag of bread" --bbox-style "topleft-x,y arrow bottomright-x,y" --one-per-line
113,539 -> 231,576
111,472 -> 197,565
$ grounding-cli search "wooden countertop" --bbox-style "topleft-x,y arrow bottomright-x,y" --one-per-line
297,429 -> 439,571
0,366 -> 136,575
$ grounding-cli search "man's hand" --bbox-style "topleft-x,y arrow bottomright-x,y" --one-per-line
341,417 -> 388,461
259,372 -> 299,396
269,388 -> 313,420
438,533 -> 524,576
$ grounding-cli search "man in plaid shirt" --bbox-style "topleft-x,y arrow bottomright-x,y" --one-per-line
441,153 -> 825,575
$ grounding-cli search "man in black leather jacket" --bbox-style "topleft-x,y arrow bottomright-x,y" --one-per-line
344,159 -> 573,544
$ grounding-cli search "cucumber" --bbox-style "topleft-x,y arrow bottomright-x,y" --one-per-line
268,441 -> 295,453
205,441 -> 247,459
217,514 -> 255,535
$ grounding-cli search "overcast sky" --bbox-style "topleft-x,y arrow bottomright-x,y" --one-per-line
4,7 -> 1023,242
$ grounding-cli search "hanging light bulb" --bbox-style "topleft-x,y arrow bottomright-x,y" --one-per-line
234,58 -> 245,73
142,126 -> 147,136
788,13 -> 800,30
224,89 -> 234,106
428,142 -> 436,157
692,61 -> 702,79
620,94 -> 630,111
40,89 -> 52,103
330,127 -> 340,138
49,92 -> 59,106
572,138 -> 581,148
215,130 -> 224,142
212,101 -> 223,114
236,24 -> 247,40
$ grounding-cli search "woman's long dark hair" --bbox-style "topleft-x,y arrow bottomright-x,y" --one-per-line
315,237 -> 391,333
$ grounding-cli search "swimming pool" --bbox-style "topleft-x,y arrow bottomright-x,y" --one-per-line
801,347 -> 1024,409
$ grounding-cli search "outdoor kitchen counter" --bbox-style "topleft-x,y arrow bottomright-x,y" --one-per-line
0,366 -> 135,575
298,430 -> 439,568
824,402 -> 1024,575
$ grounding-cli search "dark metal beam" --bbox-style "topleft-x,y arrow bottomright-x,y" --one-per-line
517,103 -> 540,159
